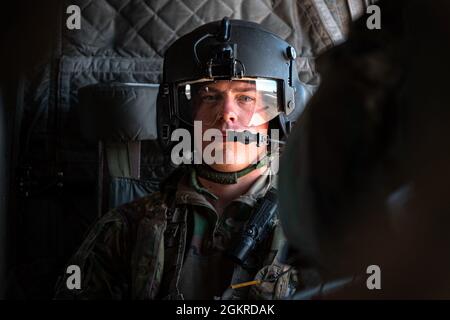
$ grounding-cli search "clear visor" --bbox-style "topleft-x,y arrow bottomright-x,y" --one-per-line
177,78 -> 281,128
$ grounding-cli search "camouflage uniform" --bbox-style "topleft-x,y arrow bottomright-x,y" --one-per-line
54,166 -> 298,300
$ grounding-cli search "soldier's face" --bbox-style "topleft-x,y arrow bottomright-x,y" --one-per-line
193,80 -> 269,172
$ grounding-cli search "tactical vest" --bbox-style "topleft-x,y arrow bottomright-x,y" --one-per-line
119,189 -> 287,299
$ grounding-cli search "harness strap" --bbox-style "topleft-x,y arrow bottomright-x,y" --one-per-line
161,206 -> 188,300
311,0 -> 345,45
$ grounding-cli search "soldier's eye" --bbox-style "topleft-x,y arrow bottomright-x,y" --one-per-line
237,95 -> 255,103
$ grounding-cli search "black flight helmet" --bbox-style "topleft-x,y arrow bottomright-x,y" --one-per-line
157,17 -> 306,152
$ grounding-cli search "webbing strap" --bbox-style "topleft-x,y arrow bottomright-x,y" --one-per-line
311,0 -> 345,45
347,0 -> 367,21
162,207 -> 188,300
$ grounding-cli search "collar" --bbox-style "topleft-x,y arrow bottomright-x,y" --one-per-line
174,165 -> 276,215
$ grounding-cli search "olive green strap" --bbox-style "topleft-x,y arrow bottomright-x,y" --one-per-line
194,156 -> 269,185
190,169 -> 219,200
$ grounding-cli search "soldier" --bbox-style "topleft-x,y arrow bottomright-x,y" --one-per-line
54,18 -> 311,300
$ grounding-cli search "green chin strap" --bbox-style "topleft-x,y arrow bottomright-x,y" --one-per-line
194,155 -> 270,185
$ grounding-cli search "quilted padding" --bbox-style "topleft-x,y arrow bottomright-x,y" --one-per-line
62,0 -> 348,83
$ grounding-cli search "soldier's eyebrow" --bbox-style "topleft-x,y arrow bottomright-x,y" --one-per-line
231,86 -> 256,93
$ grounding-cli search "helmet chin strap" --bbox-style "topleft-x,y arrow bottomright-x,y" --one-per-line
194,155 -> 269,184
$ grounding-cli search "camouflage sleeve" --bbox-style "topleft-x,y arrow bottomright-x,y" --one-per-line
245,223 -> 298,300
54,209 -> 130,299
249,262 -> 299,300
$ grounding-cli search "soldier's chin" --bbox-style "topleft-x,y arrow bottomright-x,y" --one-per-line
209,149 -> 258,172
209,162 -> 252,173
200,142 -> 262,172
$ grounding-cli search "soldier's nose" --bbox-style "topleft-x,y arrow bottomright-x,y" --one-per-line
220,96 -> 238,124
222,111 -> 237,123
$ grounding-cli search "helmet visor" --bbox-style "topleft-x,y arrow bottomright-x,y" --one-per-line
177,78 -> 281,128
